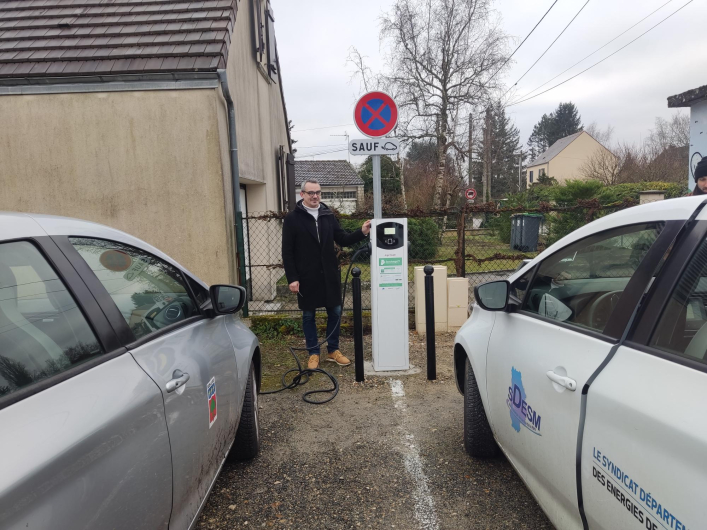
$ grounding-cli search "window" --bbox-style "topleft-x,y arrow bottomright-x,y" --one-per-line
650,237 -> 707,365
0,241 -> 102,398
252,0 -> 267,70
265,3 -> 278,82
70,238 -> 200,341
321,191 -> 357,200
511,267 -> 534,304
523,224 -> 663,333
539,168 -> 546,177
529,171 -> 534,183
187,275 -> 210,307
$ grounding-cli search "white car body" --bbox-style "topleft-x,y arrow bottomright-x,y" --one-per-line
454,196 -> 707,530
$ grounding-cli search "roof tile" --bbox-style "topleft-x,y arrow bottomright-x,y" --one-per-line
0,0 -> 237,78
295,161 -> 365,187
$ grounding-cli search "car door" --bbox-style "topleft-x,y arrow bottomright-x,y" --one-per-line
581,216 -> 707,530
65,236 -> 240,530
485,221 -> 679,530
0,237 -> 172,530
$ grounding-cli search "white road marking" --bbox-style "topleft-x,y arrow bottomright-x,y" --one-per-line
388,379 -> 440,530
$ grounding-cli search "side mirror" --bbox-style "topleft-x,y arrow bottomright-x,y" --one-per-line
474,280 -> 510,312
209,285 -> 246,315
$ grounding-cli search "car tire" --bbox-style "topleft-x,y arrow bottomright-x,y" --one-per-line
463,357 -> 498,458
229,361 -> 260,461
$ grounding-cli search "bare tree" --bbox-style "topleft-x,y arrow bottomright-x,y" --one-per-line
352,0 -> 509,209
584,122 -> 614,146
580,144 -> 622,185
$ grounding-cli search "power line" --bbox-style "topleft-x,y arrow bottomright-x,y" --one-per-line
516,0 -> 677,101
508,0 -> 694,107
488,0 -> 561,83
503,0 -> 591,99
294,123 -> 354,133
297,143 -> 348,149
297,148 -> 349,158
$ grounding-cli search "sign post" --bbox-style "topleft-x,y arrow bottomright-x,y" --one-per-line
352,91 -> 399,219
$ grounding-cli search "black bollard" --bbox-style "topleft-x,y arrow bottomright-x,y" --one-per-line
424,265 -> 436,381
352,267 -> 365,382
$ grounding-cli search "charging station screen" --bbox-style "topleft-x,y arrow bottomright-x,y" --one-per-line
384,228 -> 395,235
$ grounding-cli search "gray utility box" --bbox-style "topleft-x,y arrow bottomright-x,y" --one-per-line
510,214 -> 542,252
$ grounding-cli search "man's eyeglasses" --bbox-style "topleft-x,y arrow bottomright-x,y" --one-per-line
303,190 -> 322,197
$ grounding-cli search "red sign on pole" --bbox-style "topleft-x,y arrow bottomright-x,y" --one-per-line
465,188 -> 477,201
353,91 -> 398,138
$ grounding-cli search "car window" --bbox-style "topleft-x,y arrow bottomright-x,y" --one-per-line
650,237 -> 707,365
511,267 -> 534,304
69,238 -> 200,341
0,241 -> 102,398
522,223 -> 663,333
186,275 -> 210,307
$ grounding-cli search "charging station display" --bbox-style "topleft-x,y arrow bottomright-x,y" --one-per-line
370,218 -> 409,371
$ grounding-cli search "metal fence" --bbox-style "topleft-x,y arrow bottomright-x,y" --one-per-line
241,199 -> 637,315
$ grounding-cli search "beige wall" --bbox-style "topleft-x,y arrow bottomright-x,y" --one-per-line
0,0 -> 292,299
0,89 -> 236,286
526,132 -> 611,186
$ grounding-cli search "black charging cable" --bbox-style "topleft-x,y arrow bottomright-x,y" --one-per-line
260,243 -> 371,404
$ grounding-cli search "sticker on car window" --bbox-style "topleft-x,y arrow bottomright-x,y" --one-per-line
507,368 -> 542,436
207,377 -> 217,429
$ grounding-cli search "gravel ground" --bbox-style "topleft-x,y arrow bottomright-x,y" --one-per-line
197,332 -> 553,529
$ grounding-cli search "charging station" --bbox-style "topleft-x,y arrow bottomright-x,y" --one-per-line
370,218 -> 409,371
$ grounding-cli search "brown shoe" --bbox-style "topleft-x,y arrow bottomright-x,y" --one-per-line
307,355 -> 320,370
326,350 -> 351,366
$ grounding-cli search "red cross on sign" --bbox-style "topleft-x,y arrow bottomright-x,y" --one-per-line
354,91 -> 398,138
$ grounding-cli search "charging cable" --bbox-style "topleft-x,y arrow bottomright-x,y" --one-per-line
260,243 -> 371,404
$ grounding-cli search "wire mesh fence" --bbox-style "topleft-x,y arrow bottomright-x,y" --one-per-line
241,199 -> 638,316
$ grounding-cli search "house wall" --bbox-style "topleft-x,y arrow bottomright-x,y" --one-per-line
525,132 -> 611,186
0,89 -> 235,286
222,0 -> 291,302
548,133 -> 610,184
688,100 -> 707,191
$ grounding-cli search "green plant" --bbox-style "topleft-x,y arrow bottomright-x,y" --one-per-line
250,315 -> 303,340
408,217 -> 440,260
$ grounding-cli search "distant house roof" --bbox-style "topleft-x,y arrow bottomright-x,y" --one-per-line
668,85 -> 707,108
295,160 -> 364,187
528,131 -> 585,167
0,0 -> 236,80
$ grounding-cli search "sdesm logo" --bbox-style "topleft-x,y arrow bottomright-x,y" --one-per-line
507,367 -> 542,436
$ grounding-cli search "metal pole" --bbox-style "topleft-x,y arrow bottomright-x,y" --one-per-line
424,265 -> 436,381
352,267 -> 365,382
373,154 -> 382,219
518,151 -> 522,192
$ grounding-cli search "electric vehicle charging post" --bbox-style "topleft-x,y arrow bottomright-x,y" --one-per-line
351,91 -> 410,372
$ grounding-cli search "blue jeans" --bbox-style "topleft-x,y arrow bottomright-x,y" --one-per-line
302,306 -> 341,356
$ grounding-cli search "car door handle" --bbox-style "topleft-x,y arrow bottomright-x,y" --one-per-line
166,370 -> 190,393
546,371 -> 577,391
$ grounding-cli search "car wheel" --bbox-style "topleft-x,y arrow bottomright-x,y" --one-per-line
230,361 -> 260,461
464,357 -> 498,458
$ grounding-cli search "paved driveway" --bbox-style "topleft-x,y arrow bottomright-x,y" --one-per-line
197,333 -> 552,529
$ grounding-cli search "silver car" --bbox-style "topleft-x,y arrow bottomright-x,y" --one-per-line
0,212 -> 261,530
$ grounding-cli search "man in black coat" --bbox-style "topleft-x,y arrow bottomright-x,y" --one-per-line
282,178 -> 371,370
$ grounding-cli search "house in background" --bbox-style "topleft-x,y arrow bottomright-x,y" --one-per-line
668,84 -> 707,190
295,160 -> 364,214
526,131 -> 612,186
0,0 -> 293,308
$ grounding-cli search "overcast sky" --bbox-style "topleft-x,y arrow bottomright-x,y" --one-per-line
273,0 -> 706,163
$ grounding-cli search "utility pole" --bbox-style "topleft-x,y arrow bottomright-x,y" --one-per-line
518,150 -> 523,192
483,106 -> 492,202
331,131 -> 350,163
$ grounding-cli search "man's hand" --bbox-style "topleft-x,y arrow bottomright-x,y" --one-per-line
362,220 -> 371,235
289,281 -> 300,293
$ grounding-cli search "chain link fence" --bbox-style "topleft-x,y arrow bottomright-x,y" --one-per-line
241,199 -> 638,316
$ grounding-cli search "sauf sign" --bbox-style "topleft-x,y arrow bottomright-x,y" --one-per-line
349,138 -> 400,156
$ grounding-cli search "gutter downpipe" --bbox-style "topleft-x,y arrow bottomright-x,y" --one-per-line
217,69 -> 249,317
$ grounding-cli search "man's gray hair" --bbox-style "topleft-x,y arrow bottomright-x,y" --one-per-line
301,178 -> 320,191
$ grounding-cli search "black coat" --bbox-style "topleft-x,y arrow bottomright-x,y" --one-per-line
282,201 -> 367,310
